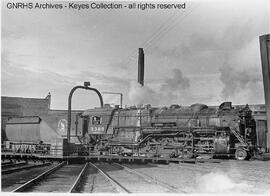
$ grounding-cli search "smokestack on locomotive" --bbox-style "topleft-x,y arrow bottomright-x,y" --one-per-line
138,48 -> 144,86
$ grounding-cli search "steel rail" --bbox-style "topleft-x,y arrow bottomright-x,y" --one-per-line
1,161 -> 13,165
89,162 -> 130,193
2,162 -> 51,175
113,163 -> 187,193
1,161 -> 27,169
12,161 -> 66,192
69,162 -> 89,193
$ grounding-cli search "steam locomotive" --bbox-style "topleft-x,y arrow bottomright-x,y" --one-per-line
77,101 -> 258,160
2,47 -> 262,161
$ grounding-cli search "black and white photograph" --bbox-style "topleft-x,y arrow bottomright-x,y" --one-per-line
1,0 -> 270,194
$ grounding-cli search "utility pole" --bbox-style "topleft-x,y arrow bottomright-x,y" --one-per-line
260,34 -> 270,152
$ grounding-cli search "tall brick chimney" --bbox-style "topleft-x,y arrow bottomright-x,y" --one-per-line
138,48 -> 144,86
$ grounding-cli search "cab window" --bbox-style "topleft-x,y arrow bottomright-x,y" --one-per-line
92,116 -> 102,125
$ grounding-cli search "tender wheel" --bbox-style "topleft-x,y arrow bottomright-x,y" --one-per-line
235,148 -> 248,160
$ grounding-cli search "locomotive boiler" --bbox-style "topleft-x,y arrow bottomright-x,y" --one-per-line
77,101 -> 257,160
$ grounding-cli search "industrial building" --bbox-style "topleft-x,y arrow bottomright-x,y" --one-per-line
1,95 -> 51,143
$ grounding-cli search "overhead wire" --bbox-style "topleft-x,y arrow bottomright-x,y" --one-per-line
121,2 -> 199,68
144,3 -> 199,51
120,8 -> 182,66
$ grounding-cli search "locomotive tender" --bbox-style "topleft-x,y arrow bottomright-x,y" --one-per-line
78,101 -> 257,160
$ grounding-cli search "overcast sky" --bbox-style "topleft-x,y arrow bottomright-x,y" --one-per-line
2,0 -> 270,110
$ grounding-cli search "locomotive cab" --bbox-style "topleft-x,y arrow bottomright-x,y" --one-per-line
218,103 -> 257,160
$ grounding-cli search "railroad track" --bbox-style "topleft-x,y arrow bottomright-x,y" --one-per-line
6,162 -> 186,193
113,163 -> 185,193
2,163 -> 57,192
1,160 -> 13,165
12,162 -> 87,192
89,162 -> 186,193
69,162 -> 117,193
69,162 -> 89,193
12,162 -> 113,193
89,162 -> 130,193
1,161 -> 28,169
2,162 -> 51,175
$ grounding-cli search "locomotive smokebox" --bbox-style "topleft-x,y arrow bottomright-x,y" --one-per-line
138,48 -> 144,86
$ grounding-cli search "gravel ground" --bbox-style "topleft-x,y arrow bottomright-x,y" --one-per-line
123,160 -> 270,193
